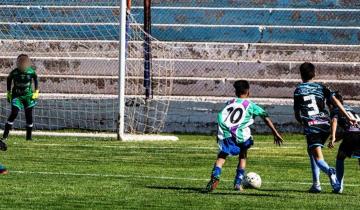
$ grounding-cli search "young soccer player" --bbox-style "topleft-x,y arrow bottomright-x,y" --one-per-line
0,54 -> 39,145
327,92 -> 360,193
205,80 -> 283,192
293,62 -> 355,193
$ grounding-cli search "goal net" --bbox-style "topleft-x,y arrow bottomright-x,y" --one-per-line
0,1 -> 176,140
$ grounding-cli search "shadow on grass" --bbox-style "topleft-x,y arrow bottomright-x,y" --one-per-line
146,186 -> 283,197
259,188 -> 355,195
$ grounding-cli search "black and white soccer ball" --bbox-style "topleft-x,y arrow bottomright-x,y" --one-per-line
243,172 -> 262,189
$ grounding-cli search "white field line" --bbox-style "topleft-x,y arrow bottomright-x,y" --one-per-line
1,5 -> 360,12
18,143 -> 302,150
9,170 -> 360,187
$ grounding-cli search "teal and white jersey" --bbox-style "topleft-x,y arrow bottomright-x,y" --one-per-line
217,98 -> 268,143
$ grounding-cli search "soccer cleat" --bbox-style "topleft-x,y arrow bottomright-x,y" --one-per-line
0,139 -> 7,151
233,177 -> 244,192
333,181 -> 344,194
234,184 -> 244,192
328,168 -> 341,192
308,185 -> 322,193
333,187 -> 343,194
205,176 -> 220,193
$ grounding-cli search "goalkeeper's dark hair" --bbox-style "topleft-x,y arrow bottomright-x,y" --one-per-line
233,80 -> 250,97
17,54 -> 29,62
300,62 -> 315,81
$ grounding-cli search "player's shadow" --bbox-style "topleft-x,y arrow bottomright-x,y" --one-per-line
146,186 -> 282,197
260,188 -> 358,196
146,185 -> 204,193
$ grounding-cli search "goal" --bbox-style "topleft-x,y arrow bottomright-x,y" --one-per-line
0,1 -> 178,141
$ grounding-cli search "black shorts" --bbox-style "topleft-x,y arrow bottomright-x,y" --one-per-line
339,132 -> 360,158
306,132 -> 330,149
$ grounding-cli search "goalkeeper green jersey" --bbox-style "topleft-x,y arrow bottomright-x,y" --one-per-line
8,67 -> 38,97
217,98 -> 268,143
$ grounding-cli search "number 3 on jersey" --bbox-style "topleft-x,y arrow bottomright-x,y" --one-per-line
222,103 -> 246,126
304,95 -> 319,116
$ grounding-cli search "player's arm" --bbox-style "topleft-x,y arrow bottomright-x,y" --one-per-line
32,71 -> 39,100
263,117 -> 284,146
6,72 -> 13,102
252,103 -> 283,146
324,86 -> 356,124
293,103 -> 302,124
293,92 -> 302,124
331,96 -> 356,124
328,117 -> 338,149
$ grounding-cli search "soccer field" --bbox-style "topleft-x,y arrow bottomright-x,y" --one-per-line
0,134 -> 359,210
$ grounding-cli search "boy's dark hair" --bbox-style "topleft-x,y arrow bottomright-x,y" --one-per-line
17,54 -> 29,62
300,62 -> 315,81
233,80 -> 250,96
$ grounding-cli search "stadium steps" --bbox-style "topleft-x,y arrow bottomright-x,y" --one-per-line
1,41 -> 359,98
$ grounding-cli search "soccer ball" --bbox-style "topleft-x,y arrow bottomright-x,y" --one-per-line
243,172 -> 262,189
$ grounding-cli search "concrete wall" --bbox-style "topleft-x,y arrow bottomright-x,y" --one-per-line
2,97 -> 359,134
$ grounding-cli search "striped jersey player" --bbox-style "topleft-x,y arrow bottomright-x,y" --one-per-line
205,80 -> 283,193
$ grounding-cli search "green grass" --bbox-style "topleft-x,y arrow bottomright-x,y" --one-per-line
0,134 -> 359,210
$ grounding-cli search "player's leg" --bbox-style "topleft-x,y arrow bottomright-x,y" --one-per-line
234,150 -> 247,191
23,95 -> 37,141
25,107 -> 34,141
205,137 -> 240,192
335,133 -> 360,193
307,148 -> 321,193
307,133 -> 340,191
335,149 -> 346,194
233,138 -> 253,191
2,105 -> 20,140
206,156 -> 226,192
311,146 -> 340,191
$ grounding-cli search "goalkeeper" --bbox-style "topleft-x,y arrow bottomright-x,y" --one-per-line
1,54 -> 39,143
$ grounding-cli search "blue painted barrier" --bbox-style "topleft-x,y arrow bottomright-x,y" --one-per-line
0,1 -> 359,44
1,8 -> 360,27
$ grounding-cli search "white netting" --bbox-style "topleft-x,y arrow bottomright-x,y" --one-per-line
124,15 -> 174,133
0,2 -> 174,134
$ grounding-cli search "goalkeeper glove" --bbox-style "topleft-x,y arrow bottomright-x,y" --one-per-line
32,90 -> 39,100
6,91 -> 12,103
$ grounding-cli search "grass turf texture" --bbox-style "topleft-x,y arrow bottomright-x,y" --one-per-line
0,134 -> 359,210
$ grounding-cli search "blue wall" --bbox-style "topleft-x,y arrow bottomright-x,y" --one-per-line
0,1 -> 359,44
